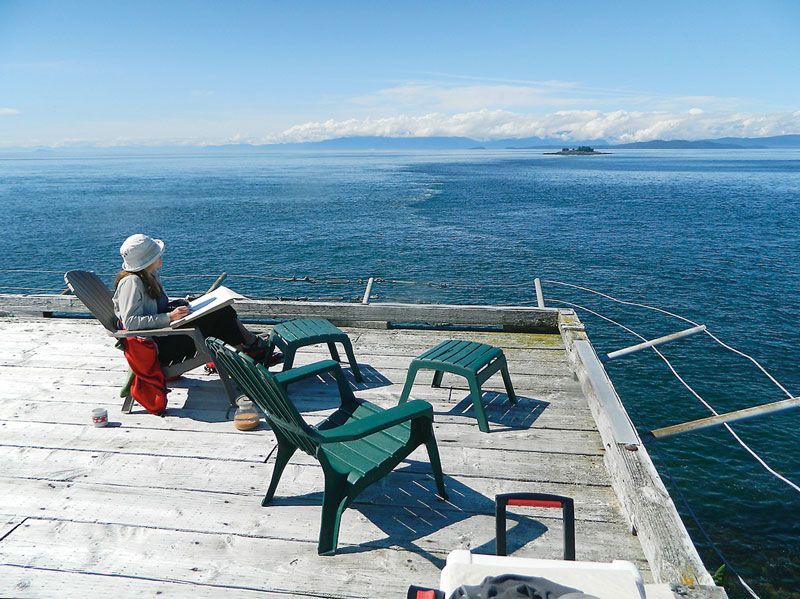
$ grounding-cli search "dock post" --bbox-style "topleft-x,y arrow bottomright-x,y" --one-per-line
534,278 -> 545,308
205,272 -> 227,294
361,277 -> 374,304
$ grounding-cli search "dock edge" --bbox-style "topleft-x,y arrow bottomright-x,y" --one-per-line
558,308 -> 718,589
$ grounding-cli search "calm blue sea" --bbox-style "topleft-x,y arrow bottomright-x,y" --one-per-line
1,149 -> 799,596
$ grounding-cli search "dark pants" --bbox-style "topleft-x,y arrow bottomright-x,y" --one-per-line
154,306 -> 247,366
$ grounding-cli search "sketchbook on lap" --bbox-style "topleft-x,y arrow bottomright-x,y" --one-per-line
169,285 -> 245,328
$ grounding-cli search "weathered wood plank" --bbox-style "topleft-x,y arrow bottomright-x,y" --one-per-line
0,421 -> 274,462
0,349 -> 574,378
0,295 -> 561,332
0,458 -> 623,525
0,515 -> 649,599
0,362 -> 579,393
2,332 -> 582,381
0,479 -> 646,567
289,445 -> 606,486
0,399 -> 604,455
0,315 -> 668,597
0,373 -> 587,412
284,352 -> 574,378
0,470 -> 622,526
1,333 -> 567,361
0,514 -> 25,541
0,317 -> 565,350
0,385 -> 599,433
0,518 -> 431,598
560,310 -> 715,587
0,365 -> 593,408
343,343 -> 568,363
0,425 -> 605,487
0,565 -> 292,598
351,329 -> 565,350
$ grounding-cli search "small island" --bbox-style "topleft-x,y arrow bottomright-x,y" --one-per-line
544,146 -> 610,155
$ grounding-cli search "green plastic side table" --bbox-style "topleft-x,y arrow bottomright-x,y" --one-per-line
399,339 -> 516,432
268,318 -> 363,383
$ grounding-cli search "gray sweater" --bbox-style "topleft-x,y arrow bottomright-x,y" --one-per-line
112,273 -> 171,331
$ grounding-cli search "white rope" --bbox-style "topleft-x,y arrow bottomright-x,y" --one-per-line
550,298 -> 765,596
550,296 -> 800,495
543,279 -> 794,399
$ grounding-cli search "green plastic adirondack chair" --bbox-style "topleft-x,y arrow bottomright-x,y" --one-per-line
205,337 -> 447,556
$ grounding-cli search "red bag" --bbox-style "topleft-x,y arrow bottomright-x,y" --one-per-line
122,337 -> 168,415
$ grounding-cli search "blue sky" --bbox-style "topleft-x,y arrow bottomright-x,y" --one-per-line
1,0 -> 799,146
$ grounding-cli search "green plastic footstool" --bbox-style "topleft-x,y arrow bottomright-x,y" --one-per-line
399,340 -> 516,432
267,318 -> 363,383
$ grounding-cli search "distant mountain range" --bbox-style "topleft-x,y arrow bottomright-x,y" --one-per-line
6,134 -> 800,154
605,135 -> 800,149
207,134 -> 800,151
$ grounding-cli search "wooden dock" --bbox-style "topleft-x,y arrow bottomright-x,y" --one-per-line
0,299 -> 724,598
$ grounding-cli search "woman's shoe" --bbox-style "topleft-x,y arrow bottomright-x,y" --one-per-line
244,337 -> 283,367
244,337 -> 270,362
265,351 -> 284,367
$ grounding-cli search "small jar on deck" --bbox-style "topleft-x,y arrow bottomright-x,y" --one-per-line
233,396 -> 260,431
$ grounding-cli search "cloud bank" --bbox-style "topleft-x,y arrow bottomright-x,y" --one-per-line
0,108 -> 20,116
273,108 -> 800,144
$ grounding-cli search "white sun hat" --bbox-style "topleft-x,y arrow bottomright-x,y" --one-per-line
120,234 -> 165,272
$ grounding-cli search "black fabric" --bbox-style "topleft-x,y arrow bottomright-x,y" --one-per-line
166,298 -> 189,310
154,306 -> 247,366
156,291 -> 170,314
448,574 -> 595,599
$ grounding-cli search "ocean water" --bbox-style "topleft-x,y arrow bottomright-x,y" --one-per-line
1,149 -> 799,596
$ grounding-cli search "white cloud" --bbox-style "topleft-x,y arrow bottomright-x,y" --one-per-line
351,82 -> 584,112
0,108 -> 20,116
3,108 -> 798,148
272,108 -> 800,143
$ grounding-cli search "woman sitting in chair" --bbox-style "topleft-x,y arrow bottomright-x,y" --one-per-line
112,233 -> 280,367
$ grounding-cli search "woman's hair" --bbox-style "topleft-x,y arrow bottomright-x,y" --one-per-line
114,270 -> 162,300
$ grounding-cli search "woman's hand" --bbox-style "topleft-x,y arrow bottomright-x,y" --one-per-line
168,306 -> 190,322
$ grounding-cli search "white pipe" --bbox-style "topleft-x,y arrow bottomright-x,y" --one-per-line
361,277 -> 374,304
605,325 -> 706,361
648,397 -> 800,440
534,278 -> 545,308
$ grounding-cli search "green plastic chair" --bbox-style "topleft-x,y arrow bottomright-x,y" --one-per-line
64,269 -> 238,413
205,337 -> 448,556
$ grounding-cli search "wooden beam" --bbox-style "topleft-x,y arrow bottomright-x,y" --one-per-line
0,293 -> 560,332
648,396 -> 800,440
559,310 -> 716,587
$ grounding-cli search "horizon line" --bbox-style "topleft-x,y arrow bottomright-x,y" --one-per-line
2,132 -> 800,152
